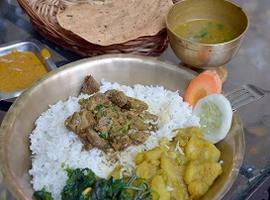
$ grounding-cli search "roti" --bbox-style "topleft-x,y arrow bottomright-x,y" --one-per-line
56,0 -> 173,46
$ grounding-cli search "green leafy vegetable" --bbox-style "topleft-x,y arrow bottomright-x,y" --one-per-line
63,168 -> 152,200
61,168 -> 96,200
33,188 -> 53,200
34,168 -> 152,200
89,175 -> 152,200
90,177 -> 128,199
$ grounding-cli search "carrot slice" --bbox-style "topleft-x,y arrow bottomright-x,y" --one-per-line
184,70 -> 222,107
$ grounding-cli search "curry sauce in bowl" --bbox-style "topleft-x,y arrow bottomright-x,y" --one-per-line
166,0 -> 249,69
0,50 -> 47,93
173,19 -> 238,44
0,40 -> 56,100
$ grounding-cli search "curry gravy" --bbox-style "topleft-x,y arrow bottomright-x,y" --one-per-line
174,19 -> 237,44
0,50 -> 47,92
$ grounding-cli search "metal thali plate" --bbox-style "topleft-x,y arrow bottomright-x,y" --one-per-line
0,55 -> 244,200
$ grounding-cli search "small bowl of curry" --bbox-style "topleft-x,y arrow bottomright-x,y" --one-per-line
166,0 -> 249,69
0,40 -> 56,101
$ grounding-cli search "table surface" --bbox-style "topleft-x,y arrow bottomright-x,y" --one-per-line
1,0 -> 270,199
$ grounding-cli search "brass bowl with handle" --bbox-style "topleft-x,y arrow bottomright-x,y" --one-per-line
0,55 -> 244,200
166,0 -> 249,69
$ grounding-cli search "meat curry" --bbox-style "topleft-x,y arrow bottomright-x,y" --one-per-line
65,75 -> 158,152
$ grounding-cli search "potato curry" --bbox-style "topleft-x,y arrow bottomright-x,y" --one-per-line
111,127 -> 222,200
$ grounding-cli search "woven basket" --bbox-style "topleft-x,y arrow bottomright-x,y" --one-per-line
17,0 -> 174,57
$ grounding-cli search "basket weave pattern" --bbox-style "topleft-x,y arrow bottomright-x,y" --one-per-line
17,0 -> 171,57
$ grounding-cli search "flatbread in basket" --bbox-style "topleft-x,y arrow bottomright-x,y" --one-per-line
56,0 -> 173,46
18,0 -> 173,56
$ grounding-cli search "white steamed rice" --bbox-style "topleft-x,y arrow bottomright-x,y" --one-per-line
29,80 -> 199,199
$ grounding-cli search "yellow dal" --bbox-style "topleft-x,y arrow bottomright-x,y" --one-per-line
0,50 -> 47,92
174,19 -> 237,44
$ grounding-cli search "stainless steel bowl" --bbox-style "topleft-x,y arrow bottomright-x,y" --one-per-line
0,55 -> 245,200
166,0 -> 249,69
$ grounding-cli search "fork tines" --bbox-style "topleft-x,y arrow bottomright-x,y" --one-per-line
226,85 -> 264,111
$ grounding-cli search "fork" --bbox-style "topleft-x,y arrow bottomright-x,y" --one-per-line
226,84 -> 270,112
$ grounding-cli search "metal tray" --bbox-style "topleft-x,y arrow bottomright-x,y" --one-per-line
0,39 -> 57,101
